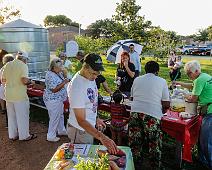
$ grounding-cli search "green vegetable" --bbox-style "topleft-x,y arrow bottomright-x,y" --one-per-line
74,153 -> 109,170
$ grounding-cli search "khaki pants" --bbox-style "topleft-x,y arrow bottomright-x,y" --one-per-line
67,123 -> 93,144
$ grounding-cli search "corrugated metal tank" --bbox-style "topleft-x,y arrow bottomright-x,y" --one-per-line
0,19 -> 50,77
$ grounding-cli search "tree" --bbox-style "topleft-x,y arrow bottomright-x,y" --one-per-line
0,1 -> 20,24
113,0 -> 152,42
87,18 -> 124,39
194,28 -> 209,42
44,15 -> 72,27
145,27 -> 180,63
207,25 -> 212,41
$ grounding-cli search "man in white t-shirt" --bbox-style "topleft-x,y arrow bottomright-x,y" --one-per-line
128,61 -> 170,168
59,52 -> 72,79
67,53 -> 118,154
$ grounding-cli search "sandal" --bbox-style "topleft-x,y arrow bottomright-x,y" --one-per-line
23,134 -> 37,141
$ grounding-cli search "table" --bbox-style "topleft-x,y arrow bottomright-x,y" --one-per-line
27,86 -> 69,112
44,144 -> 135,170
161,110 -> 202,163
98,102 -> 202,165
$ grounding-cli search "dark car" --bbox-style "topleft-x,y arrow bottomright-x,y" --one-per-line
190,45 -> 212,56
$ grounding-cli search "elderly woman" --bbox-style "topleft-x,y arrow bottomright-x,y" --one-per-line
0,54 -> 14,126
43,58 -> 70,142
129,61 -> 170,168
116,51 -> 135,98
175,60 -> 212,168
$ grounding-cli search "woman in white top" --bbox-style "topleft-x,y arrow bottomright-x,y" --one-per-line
128,61 -> 170,168
43,58 -> 70,142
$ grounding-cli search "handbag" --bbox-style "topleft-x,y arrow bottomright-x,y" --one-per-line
197,103 -> 212,116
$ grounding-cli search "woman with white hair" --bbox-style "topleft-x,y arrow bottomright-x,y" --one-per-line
43,58 -> 70,142
174,60 -> 212,168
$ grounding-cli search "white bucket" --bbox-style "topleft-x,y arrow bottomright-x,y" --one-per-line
185,101 -> 198,115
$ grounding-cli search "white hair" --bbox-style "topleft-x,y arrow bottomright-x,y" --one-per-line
184,60 -> 201,73
49,58 -> 63,71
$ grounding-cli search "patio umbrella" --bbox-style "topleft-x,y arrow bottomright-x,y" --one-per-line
106,39 -> 143,63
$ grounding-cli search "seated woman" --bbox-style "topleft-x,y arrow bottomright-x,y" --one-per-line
43,58 -> 70,142
116,51 -> 135,98
110,90 -> 130,146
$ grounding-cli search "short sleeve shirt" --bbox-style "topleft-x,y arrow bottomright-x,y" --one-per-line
192,73 -> 212,114
43,71 -> 67,102
117,62 -> 135,93
67,72 -> 98,131
131,73 -> 170,120
2,59 -> 28,101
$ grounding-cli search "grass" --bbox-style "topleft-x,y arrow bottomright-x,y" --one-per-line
99,55 -> 212,95
29,55 -> 212,169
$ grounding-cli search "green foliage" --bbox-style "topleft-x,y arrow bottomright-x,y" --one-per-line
113,0 -> 152,41
74,154 -> 109,170
194,28 -> 209,42
55,44 -> 64,57
43,15 -> 72,27
207,25 -> 212,41
87,18 -> 117,38
75,36 -> 113,55
145,27 -> 181,64
0,1 -> 20,24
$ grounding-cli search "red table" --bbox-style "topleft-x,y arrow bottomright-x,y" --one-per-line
161,110 -> 202,163
98,102 -> 202,164
27,87 -> 69,112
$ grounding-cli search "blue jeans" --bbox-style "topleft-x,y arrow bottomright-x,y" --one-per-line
199,113 -> 212,168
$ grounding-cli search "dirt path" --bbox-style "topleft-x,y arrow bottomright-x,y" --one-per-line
0,113 -> 69,170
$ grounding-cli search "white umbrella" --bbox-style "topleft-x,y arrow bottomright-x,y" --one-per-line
106,39 -> 143,63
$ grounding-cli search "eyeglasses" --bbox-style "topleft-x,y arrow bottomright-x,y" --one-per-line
55,60 -> 62,63
186,71 -> 192,76
88,68 -> 101,77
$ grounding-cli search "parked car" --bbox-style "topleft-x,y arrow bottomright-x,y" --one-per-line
180,45 -> 196,55
190,45 -> 212,56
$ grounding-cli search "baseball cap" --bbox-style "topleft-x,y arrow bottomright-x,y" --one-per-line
17,51 -> 29,60
83,53 -> 104,71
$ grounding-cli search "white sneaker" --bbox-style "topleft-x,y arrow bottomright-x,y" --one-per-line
47,137 -> 60,142
58,131 -> 67,136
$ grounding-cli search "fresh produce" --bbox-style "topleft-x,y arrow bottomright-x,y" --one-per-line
116,149 -> 126,157
74,154 -> 109,170
96,149 -> 108,157
109,161 -> 120,170
117,156 -> 126,167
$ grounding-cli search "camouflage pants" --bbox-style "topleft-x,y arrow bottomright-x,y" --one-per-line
128,112 -> 162,163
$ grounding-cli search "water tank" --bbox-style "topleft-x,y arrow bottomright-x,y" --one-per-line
0,19 -> 50,77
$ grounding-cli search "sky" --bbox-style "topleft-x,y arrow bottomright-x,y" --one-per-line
4,0 -> 212,36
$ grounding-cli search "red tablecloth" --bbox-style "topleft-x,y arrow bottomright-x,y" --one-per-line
161,110 -> 202,162
98,103 -> 202,163
27,87 -> 69,111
